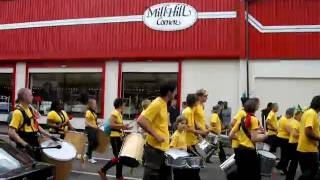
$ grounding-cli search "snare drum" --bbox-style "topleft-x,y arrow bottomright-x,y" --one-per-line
207,133 -> 218,146
186,156 -> 204,169
255,142 -> 270,152
41,139 -> 76,180
220,154 -> 237,176
119,133 -> 145,168
165,149 -> 189,168
95,129 -> 110,154
195,139 -> 215,158
219,135 -> 231,148
257,150 -> 276,176
64,131 -> 86,156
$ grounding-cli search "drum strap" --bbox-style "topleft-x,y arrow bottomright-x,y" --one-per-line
56,110 -> 66,123
240,118 -> 251,139
89,109 -> 98,125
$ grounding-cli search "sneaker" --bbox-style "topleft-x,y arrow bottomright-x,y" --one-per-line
88,158 -> 97,164
98,170 -> 108,180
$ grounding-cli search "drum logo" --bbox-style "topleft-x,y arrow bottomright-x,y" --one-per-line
143,3 -> 198,31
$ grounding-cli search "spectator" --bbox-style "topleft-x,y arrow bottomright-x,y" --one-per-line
221,101 -> 231,129
261,102 -> 273,128
168,99 -> 180,132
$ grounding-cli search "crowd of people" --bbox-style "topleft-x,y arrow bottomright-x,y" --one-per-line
5,84 -> 320,180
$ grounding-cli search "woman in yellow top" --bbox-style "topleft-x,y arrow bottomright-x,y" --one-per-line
208,105 -> 226,163
286,108 -> 302,180
266,103 -> 279,153
182,94 -> 202,180
85,99 -> 99,164
229,98 -> 267,180
297,96 -> 320,180
276,108 -> 294,174
99,98 -> 131,180
47,100 -> 74,139
230,96 -> 248,156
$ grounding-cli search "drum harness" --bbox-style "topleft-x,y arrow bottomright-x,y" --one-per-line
51,110 -> 66,134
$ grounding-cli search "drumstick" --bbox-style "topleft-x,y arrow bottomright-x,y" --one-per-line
35,145 -> 62,150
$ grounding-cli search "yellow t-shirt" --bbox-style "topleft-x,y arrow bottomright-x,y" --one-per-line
142,97 -> 170,152
194,104 -> 206,130
236,116 -> 259,149
47,110 -> 70,134
297,108 -> 319,153
85,110 -> 98,128
10,105 -> 38,133
266,111 -> 278,136
231,107 -> 246,148
210,113 -> 222,135
182,107 -> 199,147
289,119 -> 300,144
110,110 -> 124,137
277,116 -> 290,139
170,130 -> 187,150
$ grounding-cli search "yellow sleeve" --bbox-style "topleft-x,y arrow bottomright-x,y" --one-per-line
182,110 -> 192,127
233,110 -> 243,121
267,111 -> 274,121
85,111 -> 92,121
142,101 -> 160,123
9,110 -> 23,130
251,117 -> 259,130
47,111 -> 57,121
62,111 -> 70,122
170,133 -> 178,148
304,113 -> 315,129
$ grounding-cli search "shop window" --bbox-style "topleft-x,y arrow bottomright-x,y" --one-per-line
0,73 -> 13,114
29,73 -> 103,117
122,72 -> 178,120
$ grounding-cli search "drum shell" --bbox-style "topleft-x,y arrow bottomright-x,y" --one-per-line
186,156 -> 204,169
195,139 -> 215,158
207,133 -> 218,145
165,156 -> 188,168
119,133 -> 145,168
256,142 -> 270,152
220,154 -> 237,176
95,129 -> 110,154
42,153 -> 72,180
258,150 -> 276,177
64,131 -> 86,155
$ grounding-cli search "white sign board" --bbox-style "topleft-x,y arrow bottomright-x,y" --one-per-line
143,3 -> 198,31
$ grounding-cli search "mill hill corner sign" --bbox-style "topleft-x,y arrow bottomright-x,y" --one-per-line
143,3 -> 198,31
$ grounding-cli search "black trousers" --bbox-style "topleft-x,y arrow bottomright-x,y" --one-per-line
298,152 -> 320,180
276,137 -> 290,172
235,146 -> 260,180
266,135 -> 278,153
17,132 -> 41,161
142,144 -> 171,180
286,143 -> 298,180
102,137 -> 124,178
85,127 -> 98,159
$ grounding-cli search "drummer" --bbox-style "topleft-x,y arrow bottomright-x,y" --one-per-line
286,106 -> 302,180
276,107 -> 294,174
266,103 -> 279,153
8,88 -> 55,161
194,89 -> 209,136
137,81 -> 176,180
230,96 -> 248,157
99,98 -> 131,180
297,96 -> 320,180
47,100 -> 74,139
182,94 -> 203,180
170,115 -> 188,180
85,99 -> 100,164
229,98 -> 267,180
208,105 -> 226,163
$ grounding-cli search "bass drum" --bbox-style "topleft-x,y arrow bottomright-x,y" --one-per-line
119,133 -> 145,168
64,131 -> 86,156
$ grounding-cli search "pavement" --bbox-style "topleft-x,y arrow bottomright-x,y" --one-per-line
0,123 -> 301,180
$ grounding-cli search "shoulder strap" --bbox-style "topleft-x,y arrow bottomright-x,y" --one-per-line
240,117 -> 251,139
55,110 -> 66,123
16,106 -> 35,132
89,109 -> 98,123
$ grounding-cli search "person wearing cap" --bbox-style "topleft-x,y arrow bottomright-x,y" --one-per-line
194,89 -> 209,137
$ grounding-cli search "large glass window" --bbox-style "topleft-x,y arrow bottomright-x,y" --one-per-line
0,73 -> 13,114
122,72 -> 178,120
29,73 -> 103,117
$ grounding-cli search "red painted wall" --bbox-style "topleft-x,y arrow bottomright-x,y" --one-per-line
248,0 -> 320,59
0,0 -> 239,60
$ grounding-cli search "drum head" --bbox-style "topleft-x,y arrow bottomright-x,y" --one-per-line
257,150 -> 276,159
41,140 -> 76,161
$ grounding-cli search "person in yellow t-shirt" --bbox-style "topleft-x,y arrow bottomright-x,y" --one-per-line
194,89 -> 209,136
182,94 -> 202,179
230,96 -> 248,156
8,88 -> 53,161
137,81 -> 176,180
276,108 -> 294,174
47,100 -> 74,139
297,96 -> 320,180
229,98 -> 266,180
85,99 -> 100,164
208,105 -> 226,163
266,103 -> 279,153
99,98 -> 131,180
286,108 -> 302,180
